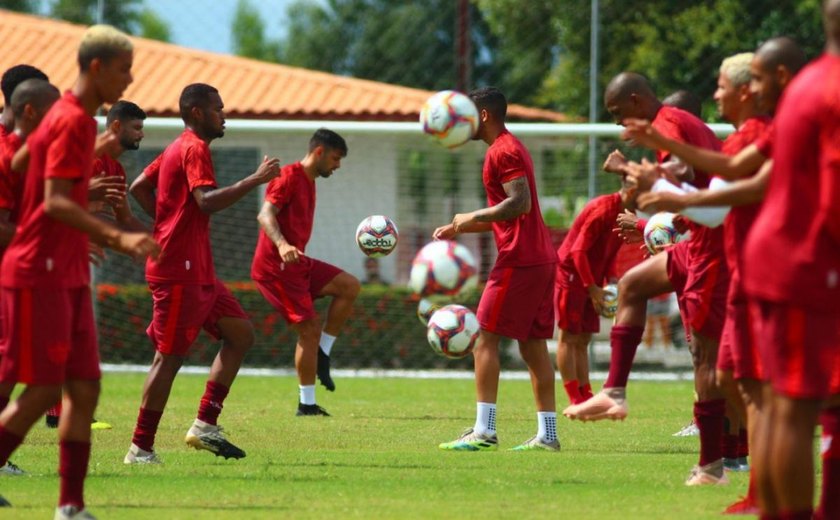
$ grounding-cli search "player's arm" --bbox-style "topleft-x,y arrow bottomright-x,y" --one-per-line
88,172 -> 126,204
452,176 -> 531,233
0,209 -> 15,246
256,200 -> 302,264
113,197 -> 149,233
129,172 -> 157,219
192,156 -> 279,214
622,119 -> 766,180
44,177 -> 159,260
10,144 -> 28,174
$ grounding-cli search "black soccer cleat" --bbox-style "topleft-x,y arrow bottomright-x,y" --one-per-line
185,423 -> 246,460
296,403 -> 331,417
0,494 -> 11,507
45,414 -> 59,428
317,348 -> 336,392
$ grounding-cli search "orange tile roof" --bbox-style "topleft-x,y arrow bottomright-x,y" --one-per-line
0,10 -> 570,122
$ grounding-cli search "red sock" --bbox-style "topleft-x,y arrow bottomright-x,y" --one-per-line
604,325 -> 643,388
0,424 -> 23,466
694,399 -> 725,466
816,406 -> 840,520
579,383 -> 594,401
738,427 -> 749,458
775,510 -> 814,520
196,381 -> 229,426
563,380 -> 582,404
0,395 -> 8,414
47,401 -> 62,417
722,433 -> 739,459
132,408 -> 163,452
59,440 -> 90,509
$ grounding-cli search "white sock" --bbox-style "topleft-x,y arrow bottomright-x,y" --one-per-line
193,418 -> 210,430
319,332 -> 337,356
474,402 -> 497,436
538,411 -> 557,442
299,385 -> 316,405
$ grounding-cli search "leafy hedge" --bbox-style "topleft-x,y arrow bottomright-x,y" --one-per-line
94,282 -> 512,370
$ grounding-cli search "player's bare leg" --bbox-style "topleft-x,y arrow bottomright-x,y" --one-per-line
574,336 -> 592,398
126,352 -> 183,464
557,330 -> 590,405
317,272 -> 361,391
817,397 -> 840,520
685,332 -> 727,485
293,317 -> 330,416
721,377 -> 763,514
565,253 -> 672,421
57,379 -> 99,512
0,381 -> 24,475
717,369 -> 748,472
510,338 -> 560,451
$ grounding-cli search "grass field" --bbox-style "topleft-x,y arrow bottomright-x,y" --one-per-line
1,372 -> 752,519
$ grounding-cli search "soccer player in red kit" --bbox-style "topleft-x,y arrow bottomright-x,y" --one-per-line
555,178 -> 634,406
566,72 -> 730,485
739,7 -> 840,516
0,25 -> 160,516
252,129 -> 360,416
0,65 -> 48,138
125,83 -> 279,464
434,87 -> 559,451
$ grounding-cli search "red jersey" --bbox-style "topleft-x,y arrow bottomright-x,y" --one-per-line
0,131 -> 23,215
720,116 -> 771,273
145,129 -> 218,285
482,130 -> 555,268
754,122 -> 774,159
251,162 -> 316,281
652,105 -> 720,189
556,193 -> 623,288
89,153 -> 126,219
744,54 -> 840,309
1,92 -> 95,289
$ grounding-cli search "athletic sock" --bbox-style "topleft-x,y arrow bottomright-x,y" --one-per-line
131,408 -> 163,452
695,399 -> 725,466
579,383 -> 594,401
604,325 -> 644,388
722,433 -> 739,460
563,380 -> 582,405
775,510 -> 814,520
196,380 -> 229,426
319,332 -> 336,356
817,406 -> 840,520
0,395 -> 8,414
299,385 -> 316,405
738,426 -> 749,458
0,424 -> 23,466
47,401 -> 62,418
59,440 -> 90,510
537,411 -> 557,442
474,402 -> 496,437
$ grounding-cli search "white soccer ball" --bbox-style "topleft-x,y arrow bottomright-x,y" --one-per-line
602,283 -> 618,319
426,304 -> 480,359
409,240 -> 478,297
419,90 -> 479,149
416,298 -> 442,326
644,212 -> 683,255
355,215 -> 399,257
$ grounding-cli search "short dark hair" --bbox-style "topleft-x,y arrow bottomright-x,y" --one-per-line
2,64 -> 48,105
309,128 -> 348,155
10,79 -> 59,117
468,87 -> 507,120
107,100 -> 146,125
662,90 -> 702,119
756,36 -> 808,76
179,83 -> 219,122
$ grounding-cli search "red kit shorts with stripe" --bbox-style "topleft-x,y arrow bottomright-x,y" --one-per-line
254,257 -> 343,325
477,262 -> 555,342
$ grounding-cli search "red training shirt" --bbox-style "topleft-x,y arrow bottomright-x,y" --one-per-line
556,193 -> 623,288
482,130 -> 556,268
1,92 -> 95,289
145,129 -> 218,285
89,153 -> 127,219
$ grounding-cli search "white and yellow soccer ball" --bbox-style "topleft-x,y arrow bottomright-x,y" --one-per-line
409,240 -> 478,297
643,212 -> 686,255
426,304 -> 479,359
601,283 -> 618,319
419,90 -> 479,149
355,215 -> 399,257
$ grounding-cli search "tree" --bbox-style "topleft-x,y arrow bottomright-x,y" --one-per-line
0,0 -> 37,12
138,8 -> 170,42
50,0 -> 143,33
231,0 -> 280,62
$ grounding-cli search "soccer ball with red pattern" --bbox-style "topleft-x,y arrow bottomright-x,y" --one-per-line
355,215 -> 399,257
643,212 -> 680,255
426,304 -> 479,359
419,90 -> 479,149
416,298 -> 442,326
409,240 -> 478,297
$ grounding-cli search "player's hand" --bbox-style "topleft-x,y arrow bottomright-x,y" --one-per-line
603,149 -> 628,174
88,173 -> 126,204
114,232 -> 160,260
451,212 -> 476,233
621,119 -> 664,150
636,191 -> 687,213
615,209 -> 638,231
613,226 -> 643,244
95,130 -> 120,157
587,285 -> 606,315
252,155 -> 281,184
624,158 -> 662,193
278,242 -> 302,264
433,224 -> 457,240
89,242 -> 106,267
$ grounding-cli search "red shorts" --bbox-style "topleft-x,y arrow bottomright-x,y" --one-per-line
0,287 -> 100,385
717,273 -> 763,380
555,275 -> 599,334
477,263 -> 555,341
749,299 -> 840,400
667,242 -> 728,342
147,279 -> 248,356
254,257 -> 343,325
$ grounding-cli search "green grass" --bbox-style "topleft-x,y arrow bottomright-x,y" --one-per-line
1,373 -> 747,519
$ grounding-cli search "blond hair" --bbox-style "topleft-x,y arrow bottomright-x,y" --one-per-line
719,52 -> 754,87
78,24 -> 133,70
